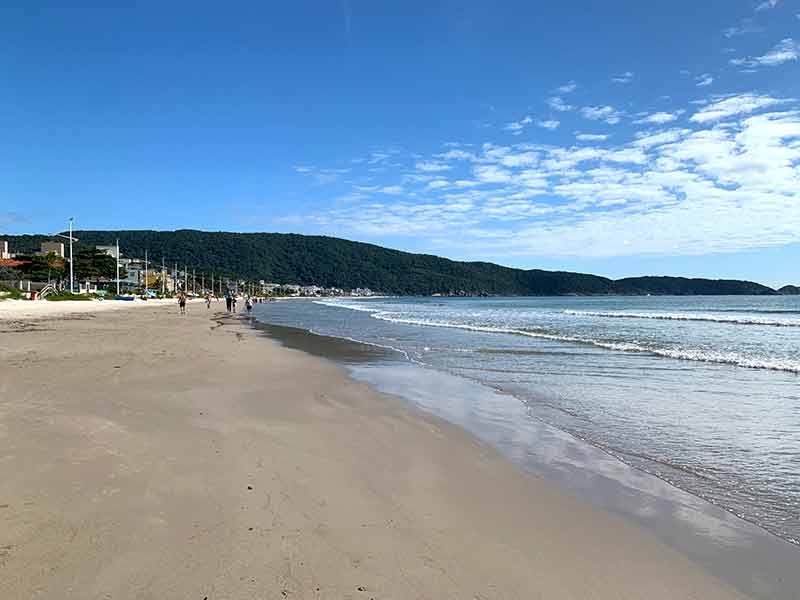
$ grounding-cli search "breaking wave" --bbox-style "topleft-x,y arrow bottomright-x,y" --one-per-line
563,310 -> 800,328
366,314 -> 800,374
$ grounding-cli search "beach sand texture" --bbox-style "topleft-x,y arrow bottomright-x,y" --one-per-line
0,302 -> 746,599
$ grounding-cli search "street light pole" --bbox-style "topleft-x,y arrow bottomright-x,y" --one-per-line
69,217 -> 74,293
116,238 -> 120,296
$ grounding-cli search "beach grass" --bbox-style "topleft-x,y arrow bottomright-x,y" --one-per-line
0,284 -> 26,300
44,291 -> 95,301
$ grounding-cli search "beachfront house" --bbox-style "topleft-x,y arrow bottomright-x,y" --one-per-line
37,242 -> 65,258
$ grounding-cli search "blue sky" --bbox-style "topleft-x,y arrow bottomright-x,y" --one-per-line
2,1 -> 799,286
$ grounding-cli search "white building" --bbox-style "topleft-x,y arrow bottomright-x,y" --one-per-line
97,245 -> 120,259
38,242 -> 65,257
0,240 -> 9,259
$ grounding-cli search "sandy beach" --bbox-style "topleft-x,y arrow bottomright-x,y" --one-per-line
0,301 -> 747,599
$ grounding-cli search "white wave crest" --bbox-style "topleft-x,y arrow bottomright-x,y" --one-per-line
368,314 -> 800,374
563,310 -> 800,328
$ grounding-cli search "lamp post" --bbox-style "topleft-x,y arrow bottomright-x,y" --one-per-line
69,218 -> 74,293
116,239 -> 120,296
54,219 -> 78,293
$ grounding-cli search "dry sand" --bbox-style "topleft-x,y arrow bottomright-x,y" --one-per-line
0,301 -> 748,599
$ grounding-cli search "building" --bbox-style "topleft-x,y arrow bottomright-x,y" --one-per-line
97,245 -> 119,259
0,240 -> 9,259
259,281 -> 281,295
39,241 -> 65,257
300,285 -> 322,296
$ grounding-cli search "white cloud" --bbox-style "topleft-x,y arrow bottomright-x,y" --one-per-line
689,93 -> 790,123
283,101 -> 800,260
498,151 -> 538,168
576,133 -> 609,142
474,165 -> 513,184
632,128 -> 691,149
426,179 -> 449,190
415,161 -> 452,172
634,111 -> 683,125
367,151 -> 392,164
437,148 -> 476,161
537,119 -> 560,130
503,115 -> 534,135
731,38 -> 799,68
724,18 -> 763,38
695,73 -> 714,87
581,105 -> 623,124
611,71 -> 634,83
293,165 -> 350,184
556,81 -> 577,93
378,185 -> 404,194
548,97 -> 575,112
755,0 -> 779,10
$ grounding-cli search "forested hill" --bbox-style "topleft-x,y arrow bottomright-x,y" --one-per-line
3,230 -> 778,296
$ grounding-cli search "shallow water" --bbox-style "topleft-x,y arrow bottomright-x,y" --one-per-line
253,318 -> 800,600
254,295 -> 800,549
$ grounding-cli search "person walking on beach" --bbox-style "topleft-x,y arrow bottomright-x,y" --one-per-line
245,296 -> 253,314
232,295 -> 237,312
205,293 -> 212,310
225,291 -> 232,312
178,292 -> 187,315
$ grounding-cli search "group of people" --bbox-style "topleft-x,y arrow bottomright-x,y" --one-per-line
225,291 -> 264,313
175,291 -> 263,315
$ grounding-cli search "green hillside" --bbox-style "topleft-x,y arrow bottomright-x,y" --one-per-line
2,230 -> 777,296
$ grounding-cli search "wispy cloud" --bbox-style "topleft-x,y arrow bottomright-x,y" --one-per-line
723,18 -> 763,38
537,119 -> 560,130
416,161 -> 452,172
634,111 -> 684,125
282,103 -> 800,259
555,81 -> 577,94
689,93 -> 790,123
731,38 -> 799,68
503,115 -> 533,135
755,0 -> 779,11
342,0 -> 352,41
294,165 -> 350,184
0,212 -> 22,226
611,71 -> 634,84
576,133 -> 609,142
632,128 -> 690,149
581,105 -> 623,124
547,96 -> 575,112
695,73 -> 714,87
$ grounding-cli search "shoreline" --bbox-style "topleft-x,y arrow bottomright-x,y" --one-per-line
250,318 -> 800,600
0,301 -> 754,598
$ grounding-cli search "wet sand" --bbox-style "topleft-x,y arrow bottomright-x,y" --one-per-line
0,302 -> 747,598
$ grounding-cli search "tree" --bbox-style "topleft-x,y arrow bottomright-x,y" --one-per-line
14,253 -> 66,282
0,264 -> 21,281
74,247 -> 120,280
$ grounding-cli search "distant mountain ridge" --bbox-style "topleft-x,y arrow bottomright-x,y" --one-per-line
2,230 -> 780,296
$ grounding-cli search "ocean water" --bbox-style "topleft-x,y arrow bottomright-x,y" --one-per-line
254,295 -> 800,547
